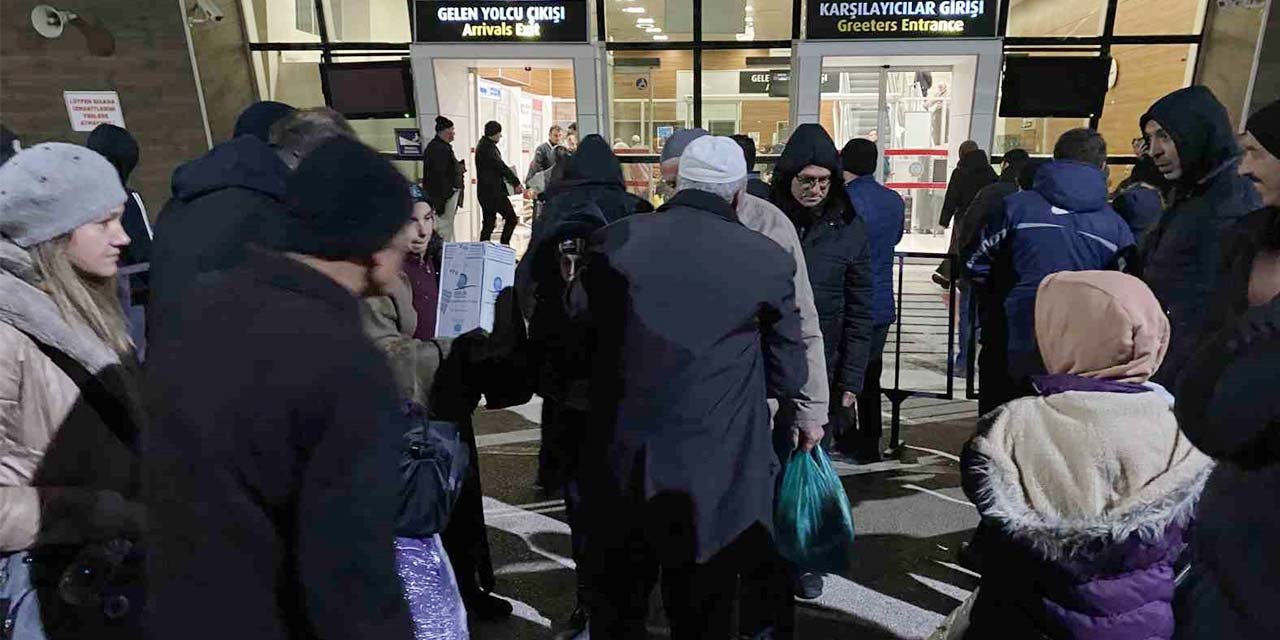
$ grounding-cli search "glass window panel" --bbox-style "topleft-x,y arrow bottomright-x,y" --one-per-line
1006,0 -> 1106,37
1098,44 -> 1198,154
242,0 -> 325,43
348,117 -> 419,153
608,50 -> 693,152
1114,0 -> 1207,36
994,116 -> 1090,156
252,51 -> 326,106
605,0 -> 691,42
699,49 -> 791,148
324,0 -> 412,42
703,0 -> 792,42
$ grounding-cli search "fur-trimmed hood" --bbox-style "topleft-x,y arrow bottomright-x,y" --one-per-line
0,238 -> 122,374
964,389 -> 1213,562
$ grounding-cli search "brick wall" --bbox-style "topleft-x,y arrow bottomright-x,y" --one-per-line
0,0 -> 209,216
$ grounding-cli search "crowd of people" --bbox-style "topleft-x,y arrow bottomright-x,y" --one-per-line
0,82 -> 1276,640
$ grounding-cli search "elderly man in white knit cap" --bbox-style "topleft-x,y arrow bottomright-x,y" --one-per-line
662,132 -> 830,457
571,135 -> 809,639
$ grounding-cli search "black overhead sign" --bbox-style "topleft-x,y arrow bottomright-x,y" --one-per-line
414,0 -> 589,43
806,1 -> 997,39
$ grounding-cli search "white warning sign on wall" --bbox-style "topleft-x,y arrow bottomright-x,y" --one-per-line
63,91 -> 126,132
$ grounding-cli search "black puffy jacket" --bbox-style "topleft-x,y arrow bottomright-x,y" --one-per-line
1139,86 -> 1262,386
1175,295 -> 1280,639
771,124 -> 873,394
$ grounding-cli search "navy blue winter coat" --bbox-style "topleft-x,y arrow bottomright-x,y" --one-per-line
845,175 -> 905,327
967,161 -> 1135,378
1138,86 -> 1262,387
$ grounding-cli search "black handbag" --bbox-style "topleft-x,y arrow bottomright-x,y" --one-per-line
395,403 -> 471,538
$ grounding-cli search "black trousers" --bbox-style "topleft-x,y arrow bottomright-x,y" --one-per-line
842,324 -> 890,452
589,522 -> 767,640
480,195 -> 518,245
441,417 -> 496,597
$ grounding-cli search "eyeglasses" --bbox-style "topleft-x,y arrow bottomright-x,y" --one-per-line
795,175 -> 831,190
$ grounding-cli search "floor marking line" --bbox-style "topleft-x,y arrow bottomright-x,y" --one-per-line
903,444 -> 962,462
901,483 -> 974,507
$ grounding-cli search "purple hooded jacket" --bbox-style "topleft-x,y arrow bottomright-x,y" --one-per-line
961,376 -> 1212,640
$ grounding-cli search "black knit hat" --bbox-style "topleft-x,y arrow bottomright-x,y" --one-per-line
841,138 -> 878,176
435,115 -> 454,132
273,137 -> 411,260
484,121 -> 502,137
1247,99 -> 1280,159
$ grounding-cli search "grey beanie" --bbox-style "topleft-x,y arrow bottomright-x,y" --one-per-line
660,128 -> 709,163
0,143 -> 126,248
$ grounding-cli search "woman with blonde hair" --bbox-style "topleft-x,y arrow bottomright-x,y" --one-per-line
0,143 -> 146,639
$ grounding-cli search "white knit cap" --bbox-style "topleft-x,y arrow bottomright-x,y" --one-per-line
677,136 -> 747,184
0,143 -> 126,248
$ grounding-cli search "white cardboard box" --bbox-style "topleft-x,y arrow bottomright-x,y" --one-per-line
435,242 -> 516,338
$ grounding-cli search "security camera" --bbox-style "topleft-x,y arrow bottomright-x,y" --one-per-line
188,0 -> 225,26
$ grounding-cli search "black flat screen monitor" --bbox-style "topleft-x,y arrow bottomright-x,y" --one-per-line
999,57 -> 1111,119
320,60 -> 416,120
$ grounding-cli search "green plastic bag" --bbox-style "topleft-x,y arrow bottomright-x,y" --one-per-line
775,446 -> 856,574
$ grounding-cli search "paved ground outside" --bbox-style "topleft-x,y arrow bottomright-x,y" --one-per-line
466,255 -> 983,639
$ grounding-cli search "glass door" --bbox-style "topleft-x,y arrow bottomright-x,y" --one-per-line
821,65 -> 953,237
882,68 -> 952,235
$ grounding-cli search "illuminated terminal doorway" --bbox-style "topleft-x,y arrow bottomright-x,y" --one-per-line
410,44 -> 602,251
794,39 -> 1003,250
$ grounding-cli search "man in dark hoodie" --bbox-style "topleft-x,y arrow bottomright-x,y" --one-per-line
750,124 -> 871,631
86,124 -> 154,352
475,121 -> 523,245
1138,86 -> 1261,387
967,129 -> 1134,397
516,134 -> 652,635
1173,98 -> 1280,640
147,106 -> 356,345
769,124 -> 873,451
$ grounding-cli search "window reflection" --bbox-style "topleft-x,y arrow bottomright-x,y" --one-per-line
604,0 -> 691,42
1005,0 -> 1107,37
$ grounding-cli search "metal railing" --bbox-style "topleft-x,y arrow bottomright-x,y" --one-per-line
881,251 -> 981,454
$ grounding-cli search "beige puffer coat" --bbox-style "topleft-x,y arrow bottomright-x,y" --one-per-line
0,240 -> 145,552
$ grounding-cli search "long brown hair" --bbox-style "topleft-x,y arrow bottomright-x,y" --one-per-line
29,235 -> 133,357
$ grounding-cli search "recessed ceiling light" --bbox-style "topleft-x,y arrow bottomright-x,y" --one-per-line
636,17 -> 654,24
745,5 -> 754,11
622,6 -> 645,13
646,27 -> 662,33
653,34 -> 669,40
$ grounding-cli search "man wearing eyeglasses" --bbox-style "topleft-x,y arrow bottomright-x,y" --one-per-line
749,123 -> 873,635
